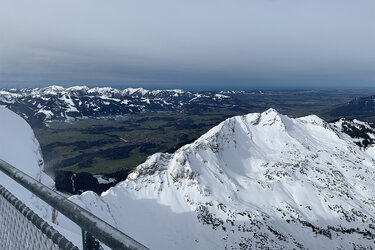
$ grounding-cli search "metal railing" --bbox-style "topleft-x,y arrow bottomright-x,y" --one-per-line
0,159 -> 149,250
0,184 -> 79,249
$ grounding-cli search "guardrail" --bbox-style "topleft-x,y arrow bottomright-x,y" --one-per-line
0,184 -> 79,249
0,159 -> 149,250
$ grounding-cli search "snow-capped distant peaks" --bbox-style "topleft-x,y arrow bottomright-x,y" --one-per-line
122,87 -> 148,95
43,85 -> 65,91
38,85 -> 65,95
66,85 -> 89,92
0,90 -> 20,103
0,86 -> 235,126
87,86 -> 117,95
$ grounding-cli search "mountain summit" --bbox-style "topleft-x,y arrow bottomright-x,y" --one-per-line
65,109 -> 375,249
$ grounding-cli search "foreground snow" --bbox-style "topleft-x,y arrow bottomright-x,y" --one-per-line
0,106 -> 54,219
64,109 -> 375,249
0,106 -> 82,246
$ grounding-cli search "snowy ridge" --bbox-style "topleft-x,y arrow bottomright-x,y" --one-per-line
0,86 -> 234,126
65,108 -> 375,249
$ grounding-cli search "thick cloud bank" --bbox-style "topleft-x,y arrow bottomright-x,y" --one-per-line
0,0 -> 374,88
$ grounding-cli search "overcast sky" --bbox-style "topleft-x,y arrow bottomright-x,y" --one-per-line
0,0 -> 374,89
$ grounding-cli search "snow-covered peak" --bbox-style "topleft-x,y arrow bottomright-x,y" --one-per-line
87,86 -> 118,95
40,85 -> 65,95
0,90 -> 20,103
67,109 -> 375,249
66,85 -> 89,92
122,87 -> 148,95
258,107 -> 286,126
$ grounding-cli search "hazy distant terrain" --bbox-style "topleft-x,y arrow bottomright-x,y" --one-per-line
330,95 -> 375,121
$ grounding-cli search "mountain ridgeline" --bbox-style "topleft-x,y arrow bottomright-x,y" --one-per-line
1,86 -> 375,128
0,86 -> 237,127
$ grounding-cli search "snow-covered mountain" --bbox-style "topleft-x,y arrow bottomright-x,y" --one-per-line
0,86 -> 235,126
65,109 -> 375,249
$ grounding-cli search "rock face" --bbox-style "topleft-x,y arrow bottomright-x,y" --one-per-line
0,86 -> 234,127
66,109 -> 375,249
0,106 -> 55,220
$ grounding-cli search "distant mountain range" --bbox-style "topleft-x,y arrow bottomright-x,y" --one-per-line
1,86 -> 375,128
0,86 -> 239,127
330,95 -> 375,121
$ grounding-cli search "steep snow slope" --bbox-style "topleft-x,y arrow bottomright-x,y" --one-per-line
0,106 -> 55,219
66,109 -> 375,249
0,106 -> 85,246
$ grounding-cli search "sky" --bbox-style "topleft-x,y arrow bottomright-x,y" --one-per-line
0,0 -> 374,90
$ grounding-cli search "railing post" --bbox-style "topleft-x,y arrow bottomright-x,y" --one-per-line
82,229 -> 103,250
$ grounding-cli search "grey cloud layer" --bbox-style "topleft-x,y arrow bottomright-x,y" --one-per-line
0,0 -> 374,88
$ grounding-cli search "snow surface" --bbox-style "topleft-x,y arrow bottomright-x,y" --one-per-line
0,107 -> 82,247
0,106 -> 55,219
64,108 -> 375,249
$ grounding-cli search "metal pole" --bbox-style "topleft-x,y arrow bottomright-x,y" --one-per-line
82,229 -> 103,250
0,159 -> 149,250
